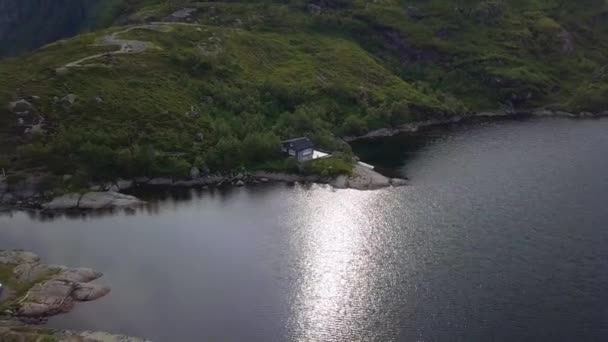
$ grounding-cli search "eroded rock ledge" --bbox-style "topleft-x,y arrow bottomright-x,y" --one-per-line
0,250 -> 110,321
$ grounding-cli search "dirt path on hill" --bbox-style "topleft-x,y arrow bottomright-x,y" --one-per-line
58,23 -> 200,71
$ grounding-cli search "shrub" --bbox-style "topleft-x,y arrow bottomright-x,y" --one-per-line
303,155 -> 353,177
341,115 -> 368,136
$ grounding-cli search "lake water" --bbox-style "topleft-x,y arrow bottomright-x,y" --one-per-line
2,117 -> 608,341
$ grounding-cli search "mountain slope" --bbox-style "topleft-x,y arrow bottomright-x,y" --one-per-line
0,0 -> 607,181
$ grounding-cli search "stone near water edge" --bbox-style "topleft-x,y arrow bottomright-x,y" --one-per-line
1,193 -> 15,205
134,177 -> 150,184
43,193 -> 81,210
116,179 -> 134,190
390,178 -> 408,187
71,283 -> 111,302
554,110 -> 576,117
55,267 -> 102,283
78,192 -> 141,210
235,180 -> 245,187
148,178 -> 173,186
330,175 -> 349,189
532,109 -> 554,116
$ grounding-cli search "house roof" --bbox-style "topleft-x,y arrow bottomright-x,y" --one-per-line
282,137 -> 313,151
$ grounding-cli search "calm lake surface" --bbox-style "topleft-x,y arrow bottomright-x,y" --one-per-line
2,117 -> 608,341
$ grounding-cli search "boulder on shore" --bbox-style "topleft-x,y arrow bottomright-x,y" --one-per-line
43,193 -> 81,210
78,191 -> 141,210
43,191 -> 142,210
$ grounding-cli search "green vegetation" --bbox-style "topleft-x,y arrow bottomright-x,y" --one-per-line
304,155 -> 354,177
0,0 -> 607,181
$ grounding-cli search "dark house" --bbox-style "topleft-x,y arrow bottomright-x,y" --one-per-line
281,137 -> 314,162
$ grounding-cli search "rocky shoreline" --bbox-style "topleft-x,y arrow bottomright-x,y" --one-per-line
0,165 -> 408,213
4,108 -> 604,213
344,108 -> 608,142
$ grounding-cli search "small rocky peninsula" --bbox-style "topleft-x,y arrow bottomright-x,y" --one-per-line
0,250 -> 147,341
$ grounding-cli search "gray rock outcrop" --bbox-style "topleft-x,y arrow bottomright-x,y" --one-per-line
43,193 -> 81,210
43,191 -> 142,211
0,250 -> 110,319
78,191 -> 141,210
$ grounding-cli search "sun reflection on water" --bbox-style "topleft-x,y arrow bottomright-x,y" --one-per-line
285,185 -> 392,341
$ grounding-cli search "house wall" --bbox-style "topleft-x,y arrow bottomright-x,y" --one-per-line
297,148 -> 314,161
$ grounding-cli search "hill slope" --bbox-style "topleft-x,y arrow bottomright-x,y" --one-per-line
1,0 -> 607,181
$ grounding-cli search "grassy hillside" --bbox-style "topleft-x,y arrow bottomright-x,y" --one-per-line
1,0 -> 607,181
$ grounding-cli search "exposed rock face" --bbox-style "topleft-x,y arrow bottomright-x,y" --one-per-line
0,250 -> 110,320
